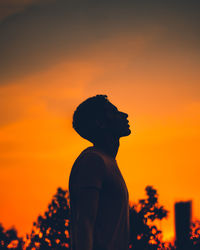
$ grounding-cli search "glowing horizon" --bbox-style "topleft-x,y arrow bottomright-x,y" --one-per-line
0,0 -> 199,243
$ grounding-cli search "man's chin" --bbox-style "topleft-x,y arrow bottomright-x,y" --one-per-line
120,128 -> 131,137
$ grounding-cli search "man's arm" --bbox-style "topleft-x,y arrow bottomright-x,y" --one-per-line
74,187 -> 100,250
73,153 -> 105,250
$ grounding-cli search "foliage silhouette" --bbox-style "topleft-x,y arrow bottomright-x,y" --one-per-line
190,220 -> 200,249
26,186 -> 169,250
0,223 -> 23,249
129,186 -> 170,249
26,188 -> 70,249
3,186 -> 200,249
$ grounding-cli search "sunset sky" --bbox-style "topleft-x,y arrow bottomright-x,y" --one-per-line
0,0 -> 200,242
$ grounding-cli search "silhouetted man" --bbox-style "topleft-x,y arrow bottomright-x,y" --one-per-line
69,95 -> 131,250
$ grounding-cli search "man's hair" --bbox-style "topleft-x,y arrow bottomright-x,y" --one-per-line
73,95 -> 110,142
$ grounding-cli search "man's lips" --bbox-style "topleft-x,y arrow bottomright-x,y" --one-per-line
125,120 -> 130,127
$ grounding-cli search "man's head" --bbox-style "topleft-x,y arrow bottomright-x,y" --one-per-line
72,95 -> 131,143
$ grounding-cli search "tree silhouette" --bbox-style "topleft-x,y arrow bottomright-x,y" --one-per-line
0,223 -> 23,249
26,186 -> 170,249
2,186 -> 174,249
190,220 -> 200,249
2,185 -> 200,249
129,186 -> 169,249
26,188 -> 70,249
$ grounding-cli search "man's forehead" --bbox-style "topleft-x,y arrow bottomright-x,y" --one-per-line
104,102 -> 118,111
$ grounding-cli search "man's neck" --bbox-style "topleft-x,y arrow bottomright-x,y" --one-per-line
93,135 -> 120,159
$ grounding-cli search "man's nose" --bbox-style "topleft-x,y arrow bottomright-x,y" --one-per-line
120,112 -> 128,118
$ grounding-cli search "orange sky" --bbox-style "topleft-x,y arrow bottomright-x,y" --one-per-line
0,0 -> 200,242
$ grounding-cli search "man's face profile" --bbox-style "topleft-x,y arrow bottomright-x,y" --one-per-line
100,101 -> 131,138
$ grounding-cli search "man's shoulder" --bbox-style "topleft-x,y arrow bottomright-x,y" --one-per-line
75,147 -> 106,167
70,147 -> 106,177
69,147 -> 107,191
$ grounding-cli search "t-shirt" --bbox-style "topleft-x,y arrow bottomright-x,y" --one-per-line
68,146 -> 130,250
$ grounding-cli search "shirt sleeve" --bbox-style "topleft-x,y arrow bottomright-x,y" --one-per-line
75,152 -> 106,190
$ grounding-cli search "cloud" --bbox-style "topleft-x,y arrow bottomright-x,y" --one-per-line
0,0 -> 39,22
0,0 -> 200,83
0,60 -> 102,127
